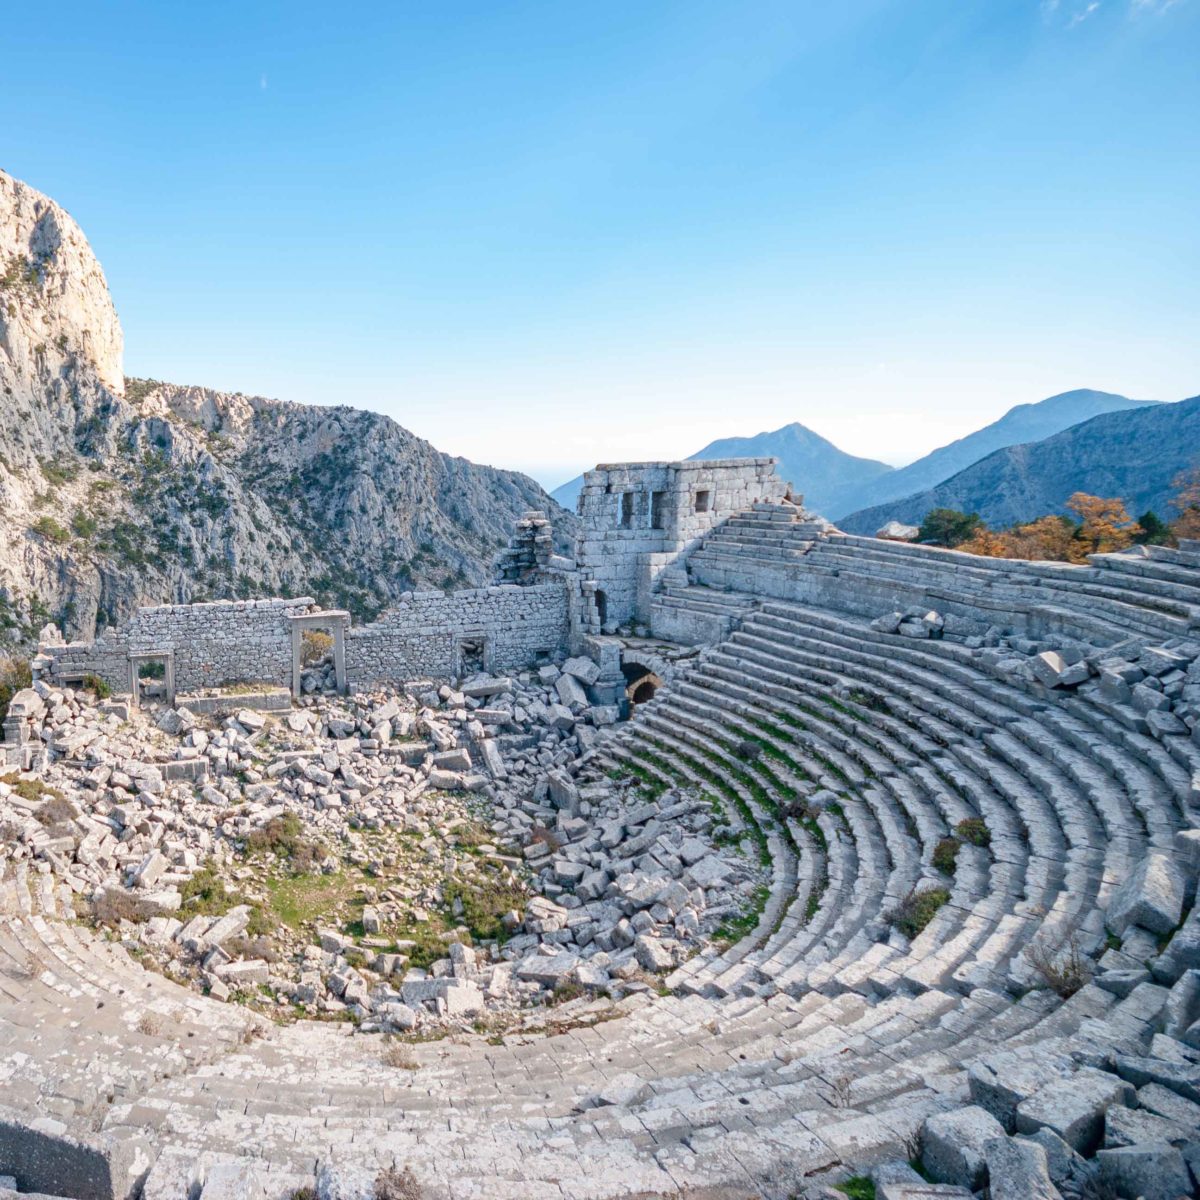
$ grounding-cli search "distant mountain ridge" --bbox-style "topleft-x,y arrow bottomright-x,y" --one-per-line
840,395 -> 1199,535
550,421 -> 892,514
551,389 -> 1159,518
827,389 -> 1159,518
690,423 -> 892,515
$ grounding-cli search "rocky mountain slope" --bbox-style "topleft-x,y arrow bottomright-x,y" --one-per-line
840,394 -> 1199,534
0,169 -> 572,648
828,388 -> 1158,518
550,421 -> 893,514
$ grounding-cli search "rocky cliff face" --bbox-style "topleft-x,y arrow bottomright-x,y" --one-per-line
0,170 -> 573,647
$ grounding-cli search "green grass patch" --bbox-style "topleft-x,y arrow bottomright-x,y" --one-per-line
443,876 -> 527,943
713,883 -> 770,947
835,1179 -> 876,1200
265,869 -> 366,930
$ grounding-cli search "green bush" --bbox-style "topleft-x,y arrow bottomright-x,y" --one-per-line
932,836 -> 960,876
888,887 -> 951,940
955,817 -> 991,847
70,511 -> 99,539
81,673 -> 111,699
31,516 -> 70,544
0,656 -> 32,723
917,508 -> 984,548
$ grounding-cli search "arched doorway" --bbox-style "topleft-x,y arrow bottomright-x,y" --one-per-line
622,662 -> 663,709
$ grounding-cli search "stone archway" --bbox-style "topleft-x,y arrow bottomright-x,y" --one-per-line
621,662 -> 663,709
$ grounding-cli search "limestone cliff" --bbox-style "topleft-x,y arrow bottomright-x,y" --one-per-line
0,170 -> 573,646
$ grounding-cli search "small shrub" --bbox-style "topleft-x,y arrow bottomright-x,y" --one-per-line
300,629 -> 334,666
0,656 -> 33,722
528,824 -> 562,853
92,888 -> 142,927
1027,933 -> 1090,999
70,511 -> 98,539
137,1011 -> 164,1036
733,738 -> 762,762
382,1041 -> 420,1070
245,813 -> 319,872
34,794 -> 79,827
373,1166 -> 424,1200
289,1189 -> 317,1200
955,817 -> 991,847
81,673 -> 112,699
31,516 -> 70,544
1,772 -> 64,806
888,887 -> 951,940
932,836 -> 960,876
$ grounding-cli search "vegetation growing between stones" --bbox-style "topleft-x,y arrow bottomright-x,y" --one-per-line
887,887 -> 951,939
1026,933 -> 1091,999
932,836 -> 960,875
835,1179 -> 876,1200
0,656 -> 32,722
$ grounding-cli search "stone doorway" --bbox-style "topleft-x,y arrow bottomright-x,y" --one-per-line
289,611 -> 349,699
129,650 -> 175,708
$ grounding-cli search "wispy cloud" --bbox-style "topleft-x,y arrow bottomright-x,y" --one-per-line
1041,0 -> 1107,25
260,73 -> 268,91
1131,0 -> 1183,13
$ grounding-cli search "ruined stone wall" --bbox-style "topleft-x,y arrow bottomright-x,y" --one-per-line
345,581 -> 570,686
575,459 -> 786,631
34,583 -> 571,698
39,598 -> 314,692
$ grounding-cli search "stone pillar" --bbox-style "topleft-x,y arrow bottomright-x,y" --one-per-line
290,624 -> 303,700
333,624 -> 347,694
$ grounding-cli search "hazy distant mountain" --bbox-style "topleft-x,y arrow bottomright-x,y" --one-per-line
829,389 -> 1159,519
840,395 -> 1198,535
690,423 -> 893,515
550,421 -> 893,514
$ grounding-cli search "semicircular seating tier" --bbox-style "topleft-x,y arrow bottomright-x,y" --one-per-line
2,502 -> 1199,1200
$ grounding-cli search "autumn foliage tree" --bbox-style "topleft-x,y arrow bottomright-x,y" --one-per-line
1065,492 -> 1140,558
935,494 -> 1140,564
1171,465 -> 1200,541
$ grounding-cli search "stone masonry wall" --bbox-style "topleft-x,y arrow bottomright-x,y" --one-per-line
575,459 -> 786,630
345,582 -> 569,686
39,598 -> 314,693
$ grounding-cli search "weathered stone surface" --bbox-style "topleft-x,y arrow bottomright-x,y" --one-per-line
1096,1142 -> 1193,1200
982,1136 -> 1060,1200
1015,1068 -> 1135,1153
1106,853 -> 1185,937
921,1106 -> 1005,1189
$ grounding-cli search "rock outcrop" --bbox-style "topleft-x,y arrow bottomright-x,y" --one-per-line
0,170 -> 573,647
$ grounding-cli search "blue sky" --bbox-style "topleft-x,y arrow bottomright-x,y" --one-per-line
3,1 -> 1197,488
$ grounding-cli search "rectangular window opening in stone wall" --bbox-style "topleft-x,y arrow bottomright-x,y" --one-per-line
694,489 -> 712,514
620,491 -> 634,528
651,490 -> 666,530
